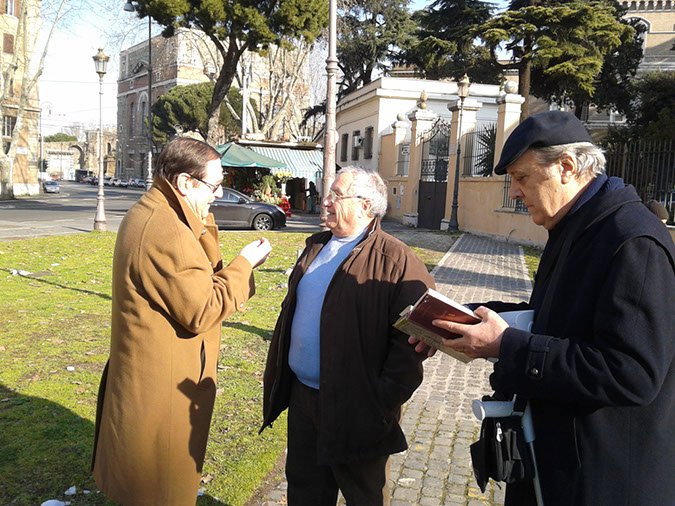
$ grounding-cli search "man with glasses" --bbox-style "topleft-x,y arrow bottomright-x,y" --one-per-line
93,137 -> 272,505
428,111 -> 675,505
261,167 -> 435,505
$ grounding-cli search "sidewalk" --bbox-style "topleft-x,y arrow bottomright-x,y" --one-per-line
260,232 -> 533,505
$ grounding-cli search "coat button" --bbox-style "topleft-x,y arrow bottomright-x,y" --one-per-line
239,303 -> 244,308
529,367 -> 539,376
201,229 -> 207,235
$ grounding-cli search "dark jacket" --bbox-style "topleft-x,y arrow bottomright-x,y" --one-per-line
261,219 -> 434,464
491,178 -> 675,506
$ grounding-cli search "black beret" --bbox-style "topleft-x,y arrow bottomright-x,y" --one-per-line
494,111 -> 593,175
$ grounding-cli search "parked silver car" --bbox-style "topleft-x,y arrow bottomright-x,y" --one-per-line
210,188 -> 286,231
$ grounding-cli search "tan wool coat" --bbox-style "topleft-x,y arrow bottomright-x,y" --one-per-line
92,179 -> 255,505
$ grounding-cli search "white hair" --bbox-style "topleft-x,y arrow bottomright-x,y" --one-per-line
532,142 -> 606,178
338,166 -> 388,217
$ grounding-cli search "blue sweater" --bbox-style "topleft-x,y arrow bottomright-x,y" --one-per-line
288,228 -> 367,389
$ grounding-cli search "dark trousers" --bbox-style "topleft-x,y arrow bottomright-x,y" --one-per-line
286,378 -> 390,506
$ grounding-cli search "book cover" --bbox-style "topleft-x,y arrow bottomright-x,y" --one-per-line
393,288 -> 481,363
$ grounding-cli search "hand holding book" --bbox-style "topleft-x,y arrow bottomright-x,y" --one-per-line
395,288 -> 524,362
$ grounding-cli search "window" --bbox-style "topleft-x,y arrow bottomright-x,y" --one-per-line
340,133 -> 348,162
141,101 -> 147,135
129,102 -> 135,136
3,34 -> 14,54
364,126 -> 374,159
3,115 -> 16,138
5,0 -> 15,16
351,130 -> 361,161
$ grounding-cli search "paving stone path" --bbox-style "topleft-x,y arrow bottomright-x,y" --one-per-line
261,232 -> 532,506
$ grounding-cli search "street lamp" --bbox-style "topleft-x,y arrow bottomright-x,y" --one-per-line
321,0 -> 338,229
124,0 -> 153,190
448,74 -> 470,232
92,48 -> 109,231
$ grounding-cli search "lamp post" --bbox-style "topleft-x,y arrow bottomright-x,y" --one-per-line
448,74 -> 470,232
92,48 -> 109,231
321,0 -> 338,228
124,0 -> 153,190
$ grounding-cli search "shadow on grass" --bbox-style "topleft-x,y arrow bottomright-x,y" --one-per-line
0,384 -> 232,506
222,321 -> 273,341
0,383 -> 103,505
0,268 -> 112,300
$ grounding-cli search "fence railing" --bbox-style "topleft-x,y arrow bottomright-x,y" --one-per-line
605,139 -> 675,219
420,157 -> 448,182
502,175 -> 528,212
462,123 -> 497,177
500,139 -> 675,218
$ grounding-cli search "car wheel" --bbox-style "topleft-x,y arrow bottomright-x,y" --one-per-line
252,213 -> 273,231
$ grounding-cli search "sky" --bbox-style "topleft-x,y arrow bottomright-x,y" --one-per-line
38,0 -> 153,136
38,0 -> 508,137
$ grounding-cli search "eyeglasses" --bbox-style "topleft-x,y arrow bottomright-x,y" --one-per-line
190,175 -> 222,194
325,189 -> 365,202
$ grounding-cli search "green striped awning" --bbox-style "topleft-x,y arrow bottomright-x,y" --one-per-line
247,146 -> 323,180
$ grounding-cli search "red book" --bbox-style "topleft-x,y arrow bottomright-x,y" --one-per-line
394,288 -> 481,363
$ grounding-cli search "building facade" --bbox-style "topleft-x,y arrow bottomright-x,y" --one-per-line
621,0 -> 675,72
1,0 -> 40,197
117,28 -> 220,179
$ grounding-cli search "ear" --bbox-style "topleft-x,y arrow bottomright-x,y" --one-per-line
559,154 -> 578,185
174,173 -> 193,196
360,198 -> 373,217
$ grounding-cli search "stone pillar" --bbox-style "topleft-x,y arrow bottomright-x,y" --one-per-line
494,85 -> 525,172
441,98 -> 482,231
404,108 -> 438,227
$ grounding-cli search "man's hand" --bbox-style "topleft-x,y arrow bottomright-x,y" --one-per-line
408,336 -> 437,358
432,306 -> 508,359
239,238 -> 272,269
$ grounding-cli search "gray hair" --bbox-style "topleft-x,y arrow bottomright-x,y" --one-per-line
532,142 -> 606,178
338,166 -> 388,217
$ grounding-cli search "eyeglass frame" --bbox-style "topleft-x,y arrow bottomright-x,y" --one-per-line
325,189 -> 366,203
189,175 -> 222,194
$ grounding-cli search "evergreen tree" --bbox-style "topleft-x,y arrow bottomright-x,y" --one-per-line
399,0 -> 501,83
151,83 -> 253,145
480,0 -> 633,118
134,0 -> 327,143
337,0 -> 417,94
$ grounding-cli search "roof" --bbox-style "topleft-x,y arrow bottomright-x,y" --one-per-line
247,145 -> 324,180
215,142 -> 287,169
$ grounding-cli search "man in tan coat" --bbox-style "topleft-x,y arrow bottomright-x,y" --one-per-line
92,137 -> 272,505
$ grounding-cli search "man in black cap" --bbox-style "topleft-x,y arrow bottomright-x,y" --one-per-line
429,111 -> 675,505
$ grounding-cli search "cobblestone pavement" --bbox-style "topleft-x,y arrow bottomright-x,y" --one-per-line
260,231 -> 533,506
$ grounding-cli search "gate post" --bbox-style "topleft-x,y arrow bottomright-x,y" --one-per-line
494,83 -> 525,172
441,98 -> 482,231
406,102 -> 438,227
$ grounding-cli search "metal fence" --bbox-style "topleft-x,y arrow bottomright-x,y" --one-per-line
605,139 -> 675,219
462,123 -> 496,177
502,175 -> 528,212
500,139 -> 675,217
420,157 -> 449,182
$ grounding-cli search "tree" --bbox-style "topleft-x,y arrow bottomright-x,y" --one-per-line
151,83 -> 253,144
337,0 -> 417,94
44,132 -> 77,142
241,40 -> 313,140
480,1 -> 634,118
135,0 -> 327,144
399,0 -> 501,83
605,71 -> 675,143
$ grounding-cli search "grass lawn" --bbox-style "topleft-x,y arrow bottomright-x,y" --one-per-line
0,227 -> 456,506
